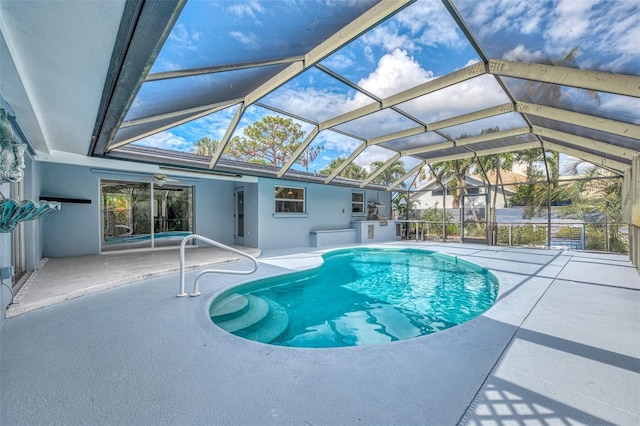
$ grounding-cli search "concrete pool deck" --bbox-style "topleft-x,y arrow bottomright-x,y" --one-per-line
1,242 -> 639,425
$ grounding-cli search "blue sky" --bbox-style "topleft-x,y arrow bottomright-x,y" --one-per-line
130,0 -> 639,181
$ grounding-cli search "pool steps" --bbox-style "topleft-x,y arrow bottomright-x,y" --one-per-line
212,293 -> 289,343
236,297 -> 289,343
209,293 -> 249,321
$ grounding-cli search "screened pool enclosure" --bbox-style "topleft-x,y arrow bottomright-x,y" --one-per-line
19,0 -> 638,263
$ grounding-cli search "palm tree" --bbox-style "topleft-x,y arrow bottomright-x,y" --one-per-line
518,47 -> 601,108
193,137 -> 218,157
556,162 -> 625,252
511,148 -> 561,219
477,151 -> 514,220
371,160 -> 406,187
391,192 -> 418,219
319,157 -> 368,180
431,157 -> 474,209
560,159 -> 622,222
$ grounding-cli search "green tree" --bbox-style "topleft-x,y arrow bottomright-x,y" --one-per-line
558,160 -> 622,223
511,148 -> 562,218
193,137 -> 218,157
555,162 -> 625,252
431,157 -> 474,209
391,191 -> 419,219
475,127 -> 513,220
419,203 -> 457,238
370,160 -> 406,187
319,156 -> 368,180
224,116 -> 322,170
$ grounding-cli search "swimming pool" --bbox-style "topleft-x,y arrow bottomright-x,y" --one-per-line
210,248 -> 498,348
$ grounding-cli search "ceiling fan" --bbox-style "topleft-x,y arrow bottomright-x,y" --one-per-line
144,173 -> 185,186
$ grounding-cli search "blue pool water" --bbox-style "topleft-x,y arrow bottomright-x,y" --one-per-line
210,248 -> 498,348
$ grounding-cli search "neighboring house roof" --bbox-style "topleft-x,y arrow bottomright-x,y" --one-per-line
473,170 -> 529,192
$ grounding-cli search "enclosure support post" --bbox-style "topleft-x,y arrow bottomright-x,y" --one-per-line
605,216 -> 609,252
541,146 -> 552,248
443,183 -> 447,241
426,163 -> 447,242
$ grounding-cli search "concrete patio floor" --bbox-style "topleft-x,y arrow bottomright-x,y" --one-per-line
5,245 -> 261,318
1,242 -> 638,425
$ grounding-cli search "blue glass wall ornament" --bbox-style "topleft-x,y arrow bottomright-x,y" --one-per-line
0,109 -> 61,232
0,109 -> 27,185
0,198 -> 61,232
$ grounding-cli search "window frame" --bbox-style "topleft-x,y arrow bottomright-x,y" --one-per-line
351,191 -> 365,216
274,185 -> 306,214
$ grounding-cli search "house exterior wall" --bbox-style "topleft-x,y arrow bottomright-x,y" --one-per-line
414,188 -> 509,211
39,163 -> 237,257
37,164 -> 395,256
256,177 -> 391,250
40,163 -> 101,256
192,177 -> 236,246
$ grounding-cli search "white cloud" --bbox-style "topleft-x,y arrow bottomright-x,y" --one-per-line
357,49 -> 434,98
316,131 -> 361,155
168,23 -> 200,51
353,145 -> 396,171
264,86 -> 373,123
387,0 -> 467,49
321,54 -> 355,71
363,45 -> 374,64
135,132 -> 191,152
520,12 -> 542,35
229,31 -> 260,50
398,74 -> 510,124
502,44 -> 545,62
261,49 -> 437,143
462,0 -> 548,40
227,0 -> 265,20
462,0 -> 639,72
361,26 -> 415,53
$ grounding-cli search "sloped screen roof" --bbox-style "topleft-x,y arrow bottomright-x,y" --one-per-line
93,0 -> 640,190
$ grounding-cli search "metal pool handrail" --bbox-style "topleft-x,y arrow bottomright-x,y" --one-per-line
177,234 -> 259,297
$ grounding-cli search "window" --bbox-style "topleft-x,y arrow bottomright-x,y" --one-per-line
432,187 -> 480,196
352,192 -> 365,215
432,188 -> 452,196
466,187 -> 480,195
274,186 -> 305,213
101,180 -> 194,251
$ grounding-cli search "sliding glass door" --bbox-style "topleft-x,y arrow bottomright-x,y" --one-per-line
101,180 -> 193,252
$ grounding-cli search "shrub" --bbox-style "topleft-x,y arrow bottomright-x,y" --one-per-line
499,224 -> 547,246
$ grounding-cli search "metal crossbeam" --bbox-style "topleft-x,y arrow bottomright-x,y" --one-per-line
209,102 -> 245,168
532,126 -> 636,160
489,59 -> 640,98
518,102 -> 640,140
386,160 -> 425,191
360,153 -> 401,188
542,140 -> 629,173
323,143 -> 366,184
